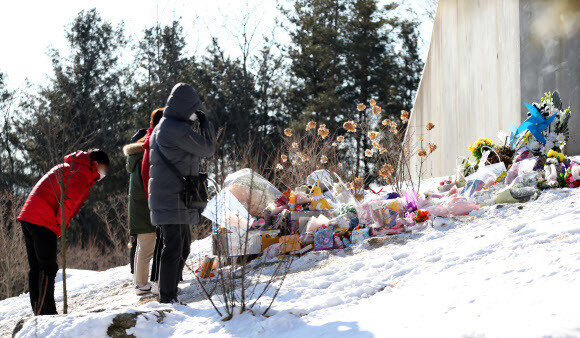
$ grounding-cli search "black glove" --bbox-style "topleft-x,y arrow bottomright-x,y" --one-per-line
195,110 -> 207,125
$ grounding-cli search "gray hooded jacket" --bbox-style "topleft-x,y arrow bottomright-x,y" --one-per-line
148,83 -> 215,225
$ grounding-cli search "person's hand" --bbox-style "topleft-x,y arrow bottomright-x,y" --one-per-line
195,110 -> 207,125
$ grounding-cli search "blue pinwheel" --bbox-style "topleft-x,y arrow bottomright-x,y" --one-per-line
510,102 -> 557,148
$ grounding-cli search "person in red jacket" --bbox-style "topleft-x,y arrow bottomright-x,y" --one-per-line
141,108 -> 164,198
140,108 -> 164,286
18,149 -> 109,315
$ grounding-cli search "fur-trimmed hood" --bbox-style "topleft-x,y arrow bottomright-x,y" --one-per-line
123,142 -> 145,156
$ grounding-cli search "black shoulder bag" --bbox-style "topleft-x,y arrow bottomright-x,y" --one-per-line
154,142 -> 208,210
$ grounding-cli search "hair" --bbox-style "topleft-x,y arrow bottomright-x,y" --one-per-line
89,149 -> 110,166
150,108 -> 164,128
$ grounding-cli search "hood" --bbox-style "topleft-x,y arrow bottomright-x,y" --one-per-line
123,142 -> 145,156
163,83 -> 202,122
131,128 -> 148,143
64,151 -> 93,167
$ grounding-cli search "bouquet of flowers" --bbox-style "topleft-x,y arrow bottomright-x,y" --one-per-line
513,91 -> 571,155
468,138 -> 495,160
413,210 -> 430,223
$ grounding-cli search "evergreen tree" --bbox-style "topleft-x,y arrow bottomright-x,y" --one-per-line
133,20 -> 196,126
397,19 -> 424,112
194,39 -> 257,181
343,0 -> 400,175
282,0 -> 349,132
16,9 -> 131,239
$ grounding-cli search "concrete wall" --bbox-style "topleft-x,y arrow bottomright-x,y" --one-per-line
408,0 -> 522,178
519,0 -> 580,155
407,0 -> 579,179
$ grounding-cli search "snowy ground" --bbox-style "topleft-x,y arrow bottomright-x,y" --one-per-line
1,182 -> 580,337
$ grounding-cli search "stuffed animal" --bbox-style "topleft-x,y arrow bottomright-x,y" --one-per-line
309,180 -> 331,210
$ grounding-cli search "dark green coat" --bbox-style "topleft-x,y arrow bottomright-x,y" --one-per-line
124,142 -> 155,235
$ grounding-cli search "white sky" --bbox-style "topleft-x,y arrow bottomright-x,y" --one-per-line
0,0 -> 435,90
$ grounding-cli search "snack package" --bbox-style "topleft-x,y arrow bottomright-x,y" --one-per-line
351,227 -> 370,244
314,224 -> 334,251
370,202 -> 397,228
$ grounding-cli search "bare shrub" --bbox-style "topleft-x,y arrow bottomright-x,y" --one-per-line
0,192 -> 27,300
93,194 -> 130,267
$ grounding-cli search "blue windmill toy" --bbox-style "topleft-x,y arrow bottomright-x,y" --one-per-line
510,102 -> 557,149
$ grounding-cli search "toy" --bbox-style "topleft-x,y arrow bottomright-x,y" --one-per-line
309,180 -> 331,210
510,102 -> 558,148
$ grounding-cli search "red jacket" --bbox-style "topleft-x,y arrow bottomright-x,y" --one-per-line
18,151 -> 100,237
141,127 -> 154,199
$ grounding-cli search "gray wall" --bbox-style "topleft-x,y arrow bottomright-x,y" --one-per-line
407,0 -> 579,179
519,0 -> 580,155
407,0 -> 522,178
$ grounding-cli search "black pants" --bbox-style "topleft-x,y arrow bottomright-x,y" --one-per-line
159,224 -> 191,303
150,227 -> 163,282
129,235 -> 137,274
20,221 -> 58,315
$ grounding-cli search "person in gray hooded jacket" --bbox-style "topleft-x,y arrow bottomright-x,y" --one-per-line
148,83 -> 215,304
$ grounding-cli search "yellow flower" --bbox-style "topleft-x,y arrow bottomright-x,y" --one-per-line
346,181 -> 354,190
379,147 -> 387,154
365,149 -> 374,157
343,121 -> 357,133
337,135 -> 345,143
306,121 -> 317,131
401,110 -> 410,119
292,142 -> 299,149
357,103 -> 366,111
354,193 -> 364,202
382,119 -> 391,126
367,131 -> 379,141
338,162 -> 343,167
332,142 -> 338,147
418,137 -> 424,142
426,122 -> 435,131
281,154 -> 288,162
276,163 -> 283,170
372,105 -> 381,115
320,155 -> 328,164
417,149 -> 428,157
372,140 -> 381,149
284,128 -> 293,137
318,124 -> 330,139
369,99 -> 376,106
547,149 -> 564,162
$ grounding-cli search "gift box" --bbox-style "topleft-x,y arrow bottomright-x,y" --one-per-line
279,234 -> 301,254
262,233 -> 280,252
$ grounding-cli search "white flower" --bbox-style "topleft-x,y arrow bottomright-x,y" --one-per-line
497,130 -> 508,146
544,140 -> 554,152
557,134 -> 566,143
529,139 -> 541,151
547,132 -> 557,141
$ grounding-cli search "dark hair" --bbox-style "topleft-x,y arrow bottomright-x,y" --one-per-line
89,149 -> 110,166
150,108 -> 164,128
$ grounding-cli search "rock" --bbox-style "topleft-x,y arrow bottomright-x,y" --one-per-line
107,310 -> 170,337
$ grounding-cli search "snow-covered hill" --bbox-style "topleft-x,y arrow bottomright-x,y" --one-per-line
2,185 -> 580,337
